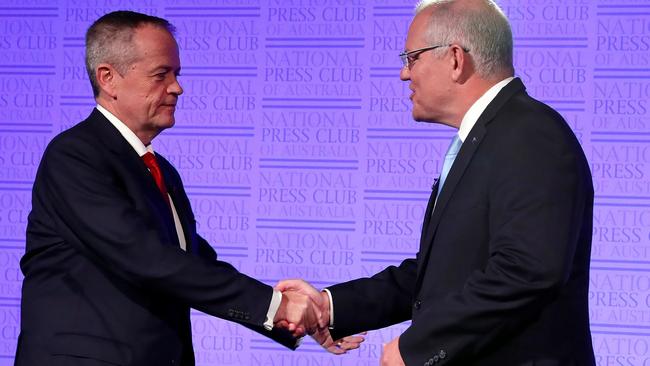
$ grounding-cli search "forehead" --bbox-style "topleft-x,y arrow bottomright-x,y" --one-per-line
131,25 -> 180,66
406,8 -> 433,48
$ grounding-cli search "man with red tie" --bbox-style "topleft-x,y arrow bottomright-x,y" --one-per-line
15,11 -> 359,365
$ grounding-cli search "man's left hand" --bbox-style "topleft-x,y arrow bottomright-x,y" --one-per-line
381,336 -> 405,366
312,327 -> 365,355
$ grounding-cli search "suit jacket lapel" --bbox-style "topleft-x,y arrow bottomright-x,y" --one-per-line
414,78 -> 527,289
88,109 -> 181,247
419,179 -> 439,241
158,158 -> 195,254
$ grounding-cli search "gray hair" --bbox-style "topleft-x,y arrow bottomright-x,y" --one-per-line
414,0 -> 514,79
85,11 -> 175,97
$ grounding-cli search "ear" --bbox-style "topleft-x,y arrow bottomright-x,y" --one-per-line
449,45 -> 470,83
96,63 -> 118,99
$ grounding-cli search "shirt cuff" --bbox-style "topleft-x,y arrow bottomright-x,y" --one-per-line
264,289 -> 282,331
323,288 -> 334,329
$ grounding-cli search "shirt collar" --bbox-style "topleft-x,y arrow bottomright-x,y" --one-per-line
96,104 -> 154,156
457,76 -> 514,142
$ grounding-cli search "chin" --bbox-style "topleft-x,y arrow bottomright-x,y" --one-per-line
163,115 -> 176,125
411,111 -> 432,123
156,119 -> 175,131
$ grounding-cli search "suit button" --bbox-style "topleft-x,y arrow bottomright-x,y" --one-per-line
439,350 -> 446,359
414,300 -> 422,310
433,355 -> 439,362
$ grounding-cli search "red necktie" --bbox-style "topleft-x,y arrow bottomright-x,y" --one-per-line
142,152 -> 170,206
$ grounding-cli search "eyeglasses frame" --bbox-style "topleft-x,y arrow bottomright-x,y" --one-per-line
399,44 -> 470,69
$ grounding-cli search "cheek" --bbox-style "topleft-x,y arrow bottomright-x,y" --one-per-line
418,81 -> 437,98
145,95 -> 161,110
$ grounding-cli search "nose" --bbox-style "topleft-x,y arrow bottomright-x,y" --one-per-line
168,76 -> 183,96
399,65 -> 410,81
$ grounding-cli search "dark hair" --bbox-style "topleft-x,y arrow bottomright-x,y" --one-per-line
85,11 -> 176,97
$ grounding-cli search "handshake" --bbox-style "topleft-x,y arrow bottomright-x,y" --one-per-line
272,279 -> 364,354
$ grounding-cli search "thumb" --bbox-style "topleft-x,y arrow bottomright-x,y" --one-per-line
275,279 -> 304,292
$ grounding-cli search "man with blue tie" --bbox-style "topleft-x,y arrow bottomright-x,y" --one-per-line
278,0 -> 596,365
14,10 -> 361,365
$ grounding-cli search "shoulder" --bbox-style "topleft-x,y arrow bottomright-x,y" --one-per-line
42,112 -> 107,166
488,91 -> 579,151
477,91 -> 589,179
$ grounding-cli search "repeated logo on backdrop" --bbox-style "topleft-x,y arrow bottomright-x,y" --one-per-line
0,0 -> 648,365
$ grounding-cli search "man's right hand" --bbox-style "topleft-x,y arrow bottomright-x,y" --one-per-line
273,289 -> 320,337
276,279 -> 330,330
276,279 -> 366,355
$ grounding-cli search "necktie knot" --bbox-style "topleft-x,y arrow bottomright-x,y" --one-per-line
142,152 -> 170,206
141,151 -> 156,167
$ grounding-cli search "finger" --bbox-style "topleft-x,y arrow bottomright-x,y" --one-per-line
339,341 -> 362,351
277,280 -> 323,304
328,345 -> 346,355
292,326 -> 305,338
275,279 -> 306,292
339,341 -> 358,350
334,340 -> 348,353
275,320 -> 289,329
342,335 -> 365,343
317,312 -> 328,329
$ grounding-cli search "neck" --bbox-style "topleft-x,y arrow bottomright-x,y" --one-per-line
448,75 -> 508,127
96,97 -> 157,146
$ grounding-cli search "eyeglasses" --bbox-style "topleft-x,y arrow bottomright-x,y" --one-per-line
399,44 -> 470,69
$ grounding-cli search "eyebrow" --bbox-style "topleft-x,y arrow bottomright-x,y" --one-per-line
150,66 -> 181,74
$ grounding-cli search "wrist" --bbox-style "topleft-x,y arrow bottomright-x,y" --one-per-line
273,292 -> 287,323
319,290 -> 331,328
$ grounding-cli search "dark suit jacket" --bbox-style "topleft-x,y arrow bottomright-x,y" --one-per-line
328,79 -> 595,366
16,109 -> 294,366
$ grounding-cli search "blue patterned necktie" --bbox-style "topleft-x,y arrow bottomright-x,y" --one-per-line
437,134 -> 462,198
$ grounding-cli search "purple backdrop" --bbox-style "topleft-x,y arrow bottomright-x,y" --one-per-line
0,1 -> 649,365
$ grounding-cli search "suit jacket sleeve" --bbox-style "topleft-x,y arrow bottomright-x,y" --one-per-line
32,133 -> 297,347
192,229 -> 297,349
327,257 -> 418,340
